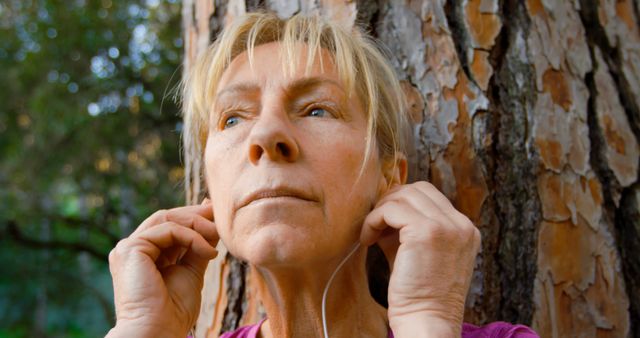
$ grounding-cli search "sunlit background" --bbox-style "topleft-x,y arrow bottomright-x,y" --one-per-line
0,1 -> 186,336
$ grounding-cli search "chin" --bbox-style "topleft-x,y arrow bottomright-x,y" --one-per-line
225,204 -> 330,265
223,204 -> 358,267
229,218 -> 324,267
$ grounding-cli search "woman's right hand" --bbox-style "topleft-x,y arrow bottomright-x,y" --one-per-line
106,200 -> 219,338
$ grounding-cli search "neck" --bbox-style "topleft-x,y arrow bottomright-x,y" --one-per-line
252,245 -> 388,338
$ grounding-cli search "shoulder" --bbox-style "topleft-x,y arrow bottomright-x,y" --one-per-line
219,319 -> 265,338
461,321 -> 539,338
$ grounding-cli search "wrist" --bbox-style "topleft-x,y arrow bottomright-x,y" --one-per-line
389,311 -> 461,338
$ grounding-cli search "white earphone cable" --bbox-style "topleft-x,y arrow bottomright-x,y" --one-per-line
321,242 -> 362,338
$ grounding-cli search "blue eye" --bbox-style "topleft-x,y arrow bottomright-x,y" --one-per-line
308,108 -> 328,117
224,116 -> 240,129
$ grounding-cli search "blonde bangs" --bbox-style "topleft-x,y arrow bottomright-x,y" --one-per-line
181,11 -> 409,204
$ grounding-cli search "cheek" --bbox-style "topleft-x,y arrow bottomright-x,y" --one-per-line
203,138 -> 238,239
207,173 -> 240,254
204,129 -> 245,192
313,130 -> 369,186
299,121 -> 366,172
301,125 -> 381,226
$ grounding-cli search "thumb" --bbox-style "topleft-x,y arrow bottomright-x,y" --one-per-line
376,228 -> 400,271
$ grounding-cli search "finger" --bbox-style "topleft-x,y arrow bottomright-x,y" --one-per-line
162,246 -> 212,307
133,212 -> 219,250
156,253 -> 172,269
410,181 -> 455,211
376,229 -> 400,271
360,202 -> 389,246
133,202 -> 214,236
373,184 -> 404,209
375,183 -> 440,215
164,213 -> 219,244
156,246 -> 188,268
162,250 -> 211,314
410,182 -> 473,228
360,200 -> 422,246
177,248 -> 212,277
131,222 -> 218,262
363,197 -> 458,245
375,183 -> 462,233
361,201 -> 429,271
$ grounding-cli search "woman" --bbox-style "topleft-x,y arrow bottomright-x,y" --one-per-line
106,12 -> 538,338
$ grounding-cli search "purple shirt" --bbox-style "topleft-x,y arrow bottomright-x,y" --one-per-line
219,318 -> 539,337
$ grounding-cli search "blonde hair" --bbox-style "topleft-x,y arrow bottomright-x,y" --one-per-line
180,12 -> 410,204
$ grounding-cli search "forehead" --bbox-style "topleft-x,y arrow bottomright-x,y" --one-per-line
216,41 -> 342,94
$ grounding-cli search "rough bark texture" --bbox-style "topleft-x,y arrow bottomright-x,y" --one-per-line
182,1 -> 640,337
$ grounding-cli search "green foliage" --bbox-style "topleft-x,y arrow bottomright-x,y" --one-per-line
0,0 -> 184,336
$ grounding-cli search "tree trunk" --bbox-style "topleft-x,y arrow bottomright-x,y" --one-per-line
182,1 -> 640,337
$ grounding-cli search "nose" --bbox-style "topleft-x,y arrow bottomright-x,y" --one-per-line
247,111 -> 300,165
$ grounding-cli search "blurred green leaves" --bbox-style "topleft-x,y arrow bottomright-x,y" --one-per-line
0,0 -> 185,336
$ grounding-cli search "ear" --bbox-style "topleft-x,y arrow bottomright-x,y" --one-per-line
381,153 -> 408,187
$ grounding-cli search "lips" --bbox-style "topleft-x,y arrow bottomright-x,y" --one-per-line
239,187 -> 318,209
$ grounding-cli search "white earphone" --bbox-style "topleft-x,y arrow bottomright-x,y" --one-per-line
321,242 -> 362,338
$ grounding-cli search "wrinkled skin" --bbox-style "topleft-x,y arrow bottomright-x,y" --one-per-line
106,43 -> 481,338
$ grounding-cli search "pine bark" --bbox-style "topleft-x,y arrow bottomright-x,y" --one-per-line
182,1 -> 640,337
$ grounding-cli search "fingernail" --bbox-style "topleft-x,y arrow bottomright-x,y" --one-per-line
201,197 -> 210,204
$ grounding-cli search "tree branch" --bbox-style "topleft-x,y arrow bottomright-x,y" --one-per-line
49,214 -> 121,244
4,220 -> 109,261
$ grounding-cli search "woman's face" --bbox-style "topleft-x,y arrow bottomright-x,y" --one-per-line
204,42 -> 388,266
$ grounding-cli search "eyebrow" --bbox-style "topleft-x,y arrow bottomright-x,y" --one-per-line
215,83 -> 260,100
215,76 -> 345,101
285,76 -> 345,96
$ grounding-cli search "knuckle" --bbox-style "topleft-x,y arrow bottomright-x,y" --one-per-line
404,229 -> 431,244
461,221 -> 476,237
473,227 -> 481,240
406,184 -> 422,196
414,180 -> 434,191
112,239 -> 129,256
178,213 -> 196,226
413,180 -> 427,188
108,246 -> 117,260
108,247 -> 122,275
472,227 -> 482,247
406,182 -> 424,195
161,220 -> 179,229
457,214 -> 475,230
152,209 -> 170,221
460,221 -> 481,249
108,248 -> 117,266
109,238 -> 132,267
410,219 -> 446,243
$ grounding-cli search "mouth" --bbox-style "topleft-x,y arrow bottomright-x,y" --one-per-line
239,187 -> 318,208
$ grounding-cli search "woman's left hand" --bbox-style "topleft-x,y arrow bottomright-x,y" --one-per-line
360,181 -> 481,337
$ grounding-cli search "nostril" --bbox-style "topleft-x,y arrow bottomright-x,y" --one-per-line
277,142 -> 290,158
247,128 -> 299,164
250,145 -> 264,163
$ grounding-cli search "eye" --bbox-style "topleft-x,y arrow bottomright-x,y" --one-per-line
307,107 -> 329,118
223,116 -> 241,129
